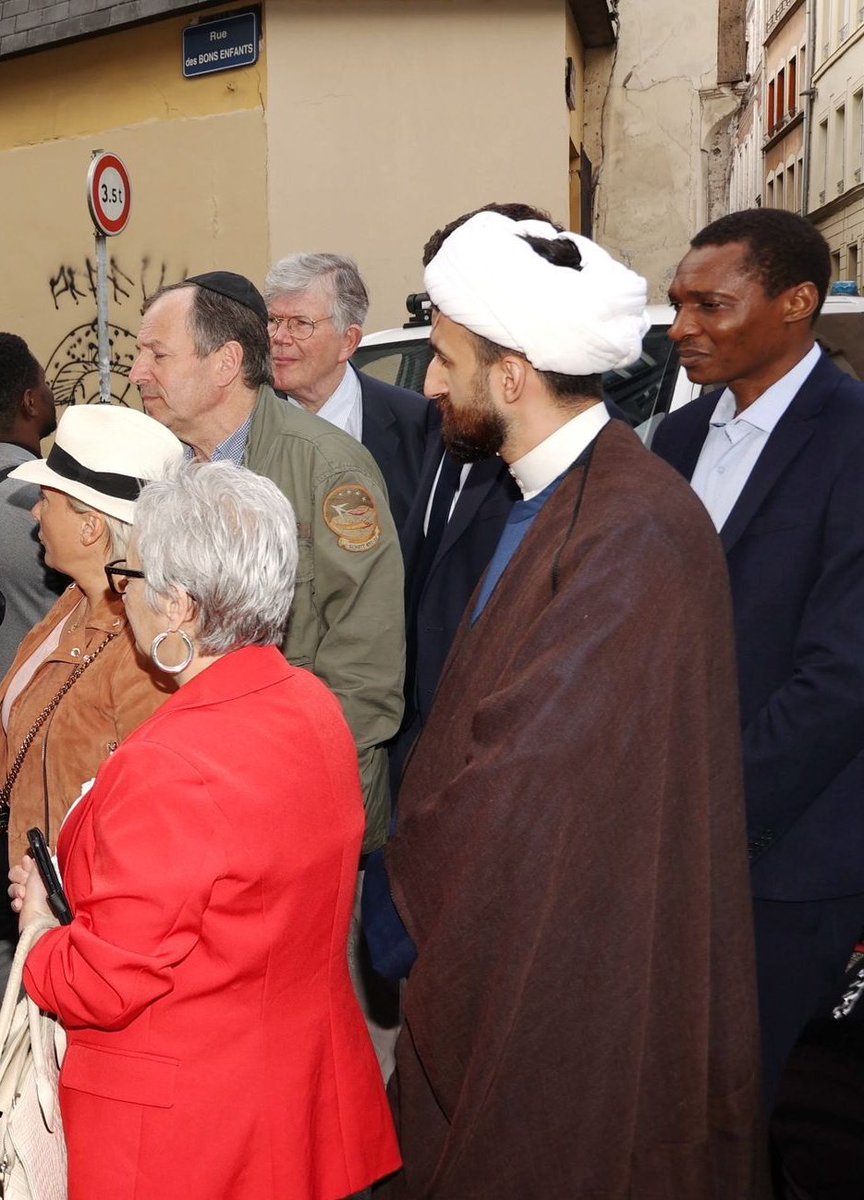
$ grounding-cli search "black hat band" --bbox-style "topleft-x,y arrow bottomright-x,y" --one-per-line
46,443 -> 143,502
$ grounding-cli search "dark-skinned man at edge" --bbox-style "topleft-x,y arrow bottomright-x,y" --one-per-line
653,209 -> 864,1188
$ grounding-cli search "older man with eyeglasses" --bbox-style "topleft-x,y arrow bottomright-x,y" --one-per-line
265,254 -> 432,533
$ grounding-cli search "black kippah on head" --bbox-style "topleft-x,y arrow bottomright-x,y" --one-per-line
186,271 -> 268,324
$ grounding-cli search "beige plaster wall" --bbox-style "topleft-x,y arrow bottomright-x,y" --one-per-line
0,117 -> 269,410
2,0 -> 577,367
0,5 -> 268,408
264,0 -> 572,329
0,5 -> 264,151
585,0 -> 742,300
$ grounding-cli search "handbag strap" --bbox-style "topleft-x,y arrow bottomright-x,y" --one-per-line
0,916 -> 58,1053
0,630 -> 118,828
28,983 -> 63,1130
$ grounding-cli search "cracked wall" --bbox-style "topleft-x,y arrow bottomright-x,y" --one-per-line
585,0 -> 742,300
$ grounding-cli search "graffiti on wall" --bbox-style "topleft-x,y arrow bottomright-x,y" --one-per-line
48,254 -> 182,312
46,322 -> 139,408
45,255 -> 186,407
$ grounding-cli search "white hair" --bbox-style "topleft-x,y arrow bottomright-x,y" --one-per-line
134,462 -> 298,655
263,253 -> 369,332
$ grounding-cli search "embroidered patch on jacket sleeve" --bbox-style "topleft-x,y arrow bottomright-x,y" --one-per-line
322,483 -> 381,552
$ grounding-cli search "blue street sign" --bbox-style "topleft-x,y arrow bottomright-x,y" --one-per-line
183,10 -> 259,78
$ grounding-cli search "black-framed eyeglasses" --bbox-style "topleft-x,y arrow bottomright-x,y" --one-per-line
105,559 -> 145,596
266,314 -> 334,341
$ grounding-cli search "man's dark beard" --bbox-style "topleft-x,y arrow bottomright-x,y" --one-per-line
436,388 -> 507,464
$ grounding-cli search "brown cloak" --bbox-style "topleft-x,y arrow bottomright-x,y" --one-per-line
382,421 -> 765,1200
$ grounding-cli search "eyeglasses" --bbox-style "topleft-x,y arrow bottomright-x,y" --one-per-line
105,559 -> 145,596
266,314 -> 334,340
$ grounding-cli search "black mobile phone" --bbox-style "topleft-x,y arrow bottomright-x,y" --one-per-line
26,828 -> 72,926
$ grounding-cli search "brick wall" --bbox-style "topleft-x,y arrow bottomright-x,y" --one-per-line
0,0 -> 223,59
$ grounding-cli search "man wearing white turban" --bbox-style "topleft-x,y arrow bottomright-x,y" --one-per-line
380,213 -> 766,1199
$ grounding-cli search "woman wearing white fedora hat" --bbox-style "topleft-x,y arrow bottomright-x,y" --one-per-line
0,403 -> 183,862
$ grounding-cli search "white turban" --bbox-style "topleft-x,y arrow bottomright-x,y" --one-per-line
424,211 -> 649,375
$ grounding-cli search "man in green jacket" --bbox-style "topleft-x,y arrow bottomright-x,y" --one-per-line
129,271 -> 404,853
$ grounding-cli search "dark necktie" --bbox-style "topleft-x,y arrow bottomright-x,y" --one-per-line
412,453 -> 463,595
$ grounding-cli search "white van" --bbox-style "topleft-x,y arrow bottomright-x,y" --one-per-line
354,296 -> 864,445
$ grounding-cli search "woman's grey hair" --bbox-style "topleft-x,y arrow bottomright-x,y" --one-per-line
134,462 -> 298,655
66,496 -> 131,559
263,253 -> 369,333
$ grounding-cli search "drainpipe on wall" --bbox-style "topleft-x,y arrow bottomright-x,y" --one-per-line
800,0 -> 817,215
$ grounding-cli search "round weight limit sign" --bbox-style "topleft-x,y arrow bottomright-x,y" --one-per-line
87,152 -> 131,236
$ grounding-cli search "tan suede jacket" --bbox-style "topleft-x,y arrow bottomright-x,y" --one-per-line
0,584 -> 173,861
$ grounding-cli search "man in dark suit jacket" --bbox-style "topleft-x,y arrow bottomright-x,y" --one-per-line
652,207 -> 864,1112
264,252 -> 431,531
357,368 -> 431,532
398,423 -> 520,757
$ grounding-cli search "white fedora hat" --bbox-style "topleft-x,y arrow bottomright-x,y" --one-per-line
10,404 -> 184,524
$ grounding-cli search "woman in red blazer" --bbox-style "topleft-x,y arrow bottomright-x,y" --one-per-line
11,462 -> 400,1200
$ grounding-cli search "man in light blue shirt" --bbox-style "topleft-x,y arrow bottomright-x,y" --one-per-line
654,207 -> 864,1124
689,342 -> 821,530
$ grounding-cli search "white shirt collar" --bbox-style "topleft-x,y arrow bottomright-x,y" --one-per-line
286,365 -> 363,441
509,404 -> 610,500
710,343 -> 822,433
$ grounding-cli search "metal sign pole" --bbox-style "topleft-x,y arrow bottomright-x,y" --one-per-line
87,149 -> 132,405
95,231 -> 111,403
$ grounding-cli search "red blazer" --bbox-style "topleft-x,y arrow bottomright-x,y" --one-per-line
24,645 -> 400,1200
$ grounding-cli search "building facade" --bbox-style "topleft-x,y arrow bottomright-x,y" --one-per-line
725,0 -> 864,290
808,0 -> 864,287
585,0 -> 747,297
730,0 -> 766,211
763,0 -> 807,212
